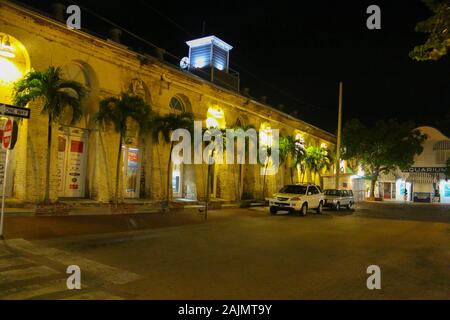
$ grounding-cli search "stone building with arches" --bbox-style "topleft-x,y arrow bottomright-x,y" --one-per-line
0,1 -> 336,208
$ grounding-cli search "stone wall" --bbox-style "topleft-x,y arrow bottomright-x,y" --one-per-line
0,1 -> 336,206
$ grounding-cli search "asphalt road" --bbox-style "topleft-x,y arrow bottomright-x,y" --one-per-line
1,202 -> 449,299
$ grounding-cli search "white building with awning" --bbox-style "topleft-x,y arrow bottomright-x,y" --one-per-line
378,127 -> 450,203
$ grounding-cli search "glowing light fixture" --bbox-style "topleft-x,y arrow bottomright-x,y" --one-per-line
194,56 -> 207,68
206,117 -> 220,129
206,106 -> 226,129
0,57 -> 22,83
260,122 -> 273,146
0,35 -> 15,58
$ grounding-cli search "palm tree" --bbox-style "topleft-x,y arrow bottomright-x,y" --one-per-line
279,135 -> 306,184
13,66 -> 85,204
96,92 -> 151,205
151,112 -> 194,205
225,124 -> 255,202
304,145 -> 332,187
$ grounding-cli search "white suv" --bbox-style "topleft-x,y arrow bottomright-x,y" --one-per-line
269,184 -> 324,216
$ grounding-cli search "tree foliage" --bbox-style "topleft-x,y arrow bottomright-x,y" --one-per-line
14,66 -> 85,123
96,92 -> 152,137
151,112 -> 194,203
304,145 -> 332,185
13,66 -> 86,204
410,0 -> 450,61
96,92 -> 152,204
342,119 -> 427,197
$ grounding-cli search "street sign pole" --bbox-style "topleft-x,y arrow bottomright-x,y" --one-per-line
0,148 -> 10,239
0,105 -> 28,239
335,82 -> 343,190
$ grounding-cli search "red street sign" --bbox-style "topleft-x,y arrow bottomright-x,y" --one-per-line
2,119 -> 15,150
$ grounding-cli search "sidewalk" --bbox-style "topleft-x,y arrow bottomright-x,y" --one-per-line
364,199 -> 450,205
0,207 -> 263,241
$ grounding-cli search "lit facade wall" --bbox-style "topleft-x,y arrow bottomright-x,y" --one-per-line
0,1 -> 336,206
378,126 -> 450,203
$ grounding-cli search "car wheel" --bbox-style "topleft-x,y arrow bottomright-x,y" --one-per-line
299,203 -> 308,216
347,202 -> 353,210
270,206 -> 277,215
316,201 -> 323,214
335,202 -> 340,211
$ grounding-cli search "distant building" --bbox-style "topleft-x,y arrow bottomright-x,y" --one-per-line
323,126 -> 450,204
0,1 -> 335,208
377,126 -> 450,203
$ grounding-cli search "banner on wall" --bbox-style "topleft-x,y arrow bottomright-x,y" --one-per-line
57,127 -> 88,198
125,147 -> 139,196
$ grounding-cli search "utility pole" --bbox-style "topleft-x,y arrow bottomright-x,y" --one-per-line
335,82 -> 343,190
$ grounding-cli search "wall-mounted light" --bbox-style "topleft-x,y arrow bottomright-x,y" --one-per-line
206,106 -> 226,129
0,35 -> 15,59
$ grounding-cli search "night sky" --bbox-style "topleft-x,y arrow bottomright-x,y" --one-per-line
14,0 -> 450,134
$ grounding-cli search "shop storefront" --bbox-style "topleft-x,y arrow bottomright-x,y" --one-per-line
379,127 -> 449,203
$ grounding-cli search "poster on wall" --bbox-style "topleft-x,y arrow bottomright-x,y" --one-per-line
64,138 -> 86,197
125,147 -> 139,197
58,127 -> 88,198
57,136 -> 67,193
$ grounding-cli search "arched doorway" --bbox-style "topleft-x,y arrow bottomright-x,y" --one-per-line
206,106 -> 226,198
169,94 -> 192,199
0,33 -> 30,198
57,62 -> 95,198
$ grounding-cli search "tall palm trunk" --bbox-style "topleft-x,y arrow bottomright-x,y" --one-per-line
238,163 -> 244,201
166,141 -> 174,205
115,133 -> 123,206
290,166 -> 294,184
205,162 -> 212,220
44,114 -> 52,204
262,161 -> 269,200
155,143 -> 165,197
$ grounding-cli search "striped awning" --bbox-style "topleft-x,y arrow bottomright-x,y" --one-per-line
433,140 -> 450,150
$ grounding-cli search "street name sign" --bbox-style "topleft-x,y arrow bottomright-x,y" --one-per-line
0,103 -> 30,119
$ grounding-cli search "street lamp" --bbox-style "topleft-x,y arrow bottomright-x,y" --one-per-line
0,35 -> 15,59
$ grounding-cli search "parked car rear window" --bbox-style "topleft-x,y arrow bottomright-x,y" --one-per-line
324,189 -> 339,196
279,185 -> 307,194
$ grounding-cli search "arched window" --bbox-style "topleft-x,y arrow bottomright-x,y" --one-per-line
169,96 -> 186,112
260,122 -> 272,146
0,33 -> 30,104
295,133 -> 305,149
206,106 -> 226,129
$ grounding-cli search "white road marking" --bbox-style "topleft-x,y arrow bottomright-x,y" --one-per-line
5,239 -> 141,285
0,266 -> 59,285
0,257 -> 33,269
0,278 -> 72,300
